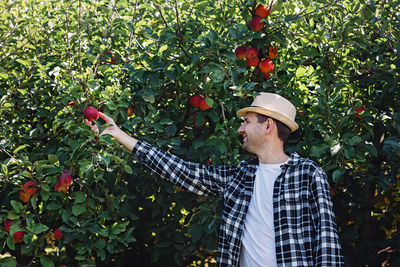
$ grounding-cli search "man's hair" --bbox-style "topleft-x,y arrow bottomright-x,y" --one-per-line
256,113 -> 291,142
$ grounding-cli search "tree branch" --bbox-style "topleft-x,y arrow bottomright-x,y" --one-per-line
174,0 -> 190,59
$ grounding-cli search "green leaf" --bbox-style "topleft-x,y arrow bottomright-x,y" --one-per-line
124,165 -> 133,174
188,223 -> 203,243
10,200 -> 24,213
205,98 -> 214,108
72,203 -> 87,216
296,66 -> 307,78
166,125 -> 177,136
332,169 -> 345,183
74,191 -> 86,203
29,224 -> 49,234
13,144 -> 28,154
0,257 -> 17,267
348,136 -> 363,146
6,236 -> 15,250
142,94 -> 155,103
47,154 -> 59,164
46,201 -> 61,210
111,221 -> 129,235
40,256 -> 54,267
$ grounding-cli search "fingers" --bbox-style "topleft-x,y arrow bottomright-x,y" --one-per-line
98,112 -> 116,126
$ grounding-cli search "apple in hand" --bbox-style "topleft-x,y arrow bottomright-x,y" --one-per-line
259,59 -> 274,73
250,16 -> 264,32
235,46 -> 247,59
84,107 -> 99,122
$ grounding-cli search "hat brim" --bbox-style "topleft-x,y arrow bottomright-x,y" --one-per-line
237,107 -> 299,132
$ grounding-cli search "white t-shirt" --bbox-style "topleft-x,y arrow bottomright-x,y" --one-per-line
240,162 -> 284,267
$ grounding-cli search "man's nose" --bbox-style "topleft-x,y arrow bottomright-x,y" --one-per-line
238,123 -> 245,134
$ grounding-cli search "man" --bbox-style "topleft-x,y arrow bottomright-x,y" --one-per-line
86,92 -> 343,266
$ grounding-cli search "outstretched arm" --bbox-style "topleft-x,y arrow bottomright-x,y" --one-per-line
85,112 -> 235,197
85,112 -> 138,152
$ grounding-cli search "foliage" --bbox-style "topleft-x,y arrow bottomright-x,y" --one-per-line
0,0 -> 399,266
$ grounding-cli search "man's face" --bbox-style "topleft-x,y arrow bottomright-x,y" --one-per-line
237,112 -> 266,153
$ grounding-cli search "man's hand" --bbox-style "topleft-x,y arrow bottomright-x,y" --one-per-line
85,111 -> 138,152
85,112 -> 119,137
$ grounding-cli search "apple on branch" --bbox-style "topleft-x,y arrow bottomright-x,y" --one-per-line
250,16 -> 264,32
13,231 -> 25,243
266,45 -> 278,59
198,97 -> 211,111
189,94 -> 202,108
23,181 -> 38,196
245,47 -> 258,60
255,4 -> 271,18
54,227 -> 63,241
235,46 -> 247,60
4,220 -> 13,233
259,59 -> 274,73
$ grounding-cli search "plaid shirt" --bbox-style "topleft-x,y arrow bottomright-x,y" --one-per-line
132,140 -> 344,267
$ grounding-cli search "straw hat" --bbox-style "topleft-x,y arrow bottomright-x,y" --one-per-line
237,93 -> 299,132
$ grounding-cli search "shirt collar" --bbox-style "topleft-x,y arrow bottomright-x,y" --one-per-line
282,152 -> 302,168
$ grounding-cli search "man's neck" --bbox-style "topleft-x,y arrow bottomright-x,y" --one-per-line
256,145 -> 289,165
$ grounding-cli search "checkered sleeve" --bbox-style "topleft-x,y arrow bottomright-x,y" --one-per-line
310,168 -> 344,266
131,140 -> 236,197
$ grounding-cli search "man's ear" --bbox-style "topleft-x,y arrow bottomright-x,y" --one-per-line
265,118 -> 274,134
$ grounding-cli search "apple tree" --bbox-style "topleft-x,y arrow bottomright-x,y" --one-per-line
0,0 -> 399,266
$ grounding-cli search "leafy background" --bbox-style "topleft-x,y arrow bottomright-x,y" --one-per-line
0,0 -> 399,266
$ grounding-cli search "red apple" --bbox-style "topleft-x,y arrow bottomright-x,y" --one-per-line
109,59 -> 117,65
13,231 -> 25,243
54,228 -> 63,240
4,220 -> 13,233
245,47 -> 258,59
246,57 -> 260,67
235,46 -> 247,60
192,114 -> 206,129
58,171 -> 73,187
84,107 -> 99,122
250,16 -> 264,32
255,4 -> 270,18
19,190 -> 31,203
55,182 -> 68,193
198,98 -> 211,111
259,59 -> 274,73
189,94 -> 202,108
67,101 -> 76,106
127,105 -> 135,117
266,45 -> 278,59
23,181 -> 38,196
